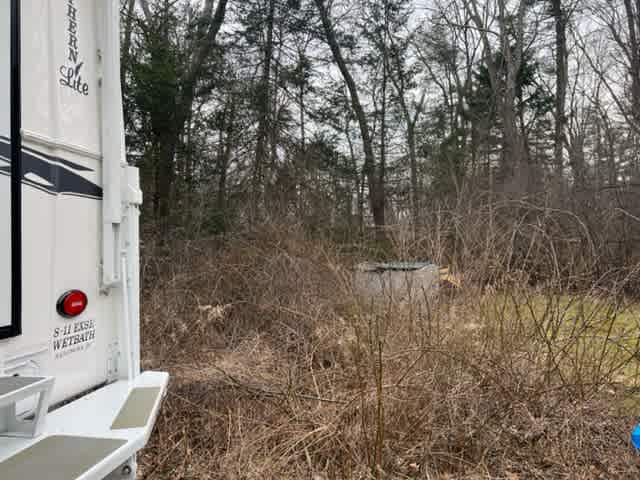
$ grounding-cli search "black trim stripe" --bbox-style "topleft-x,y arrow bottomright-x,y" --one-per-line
0,135 -> 94,172
0,170 -> 102,200
1,0 -> 22,339
0,141 -> 103,199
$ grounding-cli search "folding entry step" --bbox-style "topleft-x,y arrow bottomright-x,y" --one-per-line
0,371 -> 168,480
0,376 -> 54,437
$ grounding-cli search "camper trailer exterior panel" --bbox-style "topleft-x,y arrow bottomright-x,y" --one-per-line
0,0 -> 119,407
0,2 -> 168,476
22,0 -> 101,156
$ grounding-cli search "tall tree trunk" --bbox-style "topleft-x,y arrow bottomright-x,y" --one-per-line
217,103 -> 235,214
468,0 -> 526,190
314,0 -> 385,230
121,0 -> 136,126
156,133 -> 179,223
389,37 -> 423,228
503,0 -> 527,189
551,0 -> 568,194
269,36 -> 283,204
346,122 -> 364,236
407,119 -> 419,225
299,83 -> 306,152
624,0 -> 640,123
378,5 -> 389,232
140,0 -> 229,227
183,108 -> 194,216
252,0 -> 276,219
500,86 -> 525,184
568,132 -> 586,191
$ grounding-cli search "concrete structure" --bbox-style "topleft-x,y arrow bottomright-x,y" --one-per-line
355,262 -> 440,303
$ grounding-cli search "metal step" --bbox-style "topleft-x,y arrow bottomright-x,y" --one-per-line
0,371 -> 168,480
0,376 -> 54,437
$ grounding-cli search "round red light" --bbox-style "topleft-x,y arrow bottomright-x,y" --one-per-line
57,290 -> 88,318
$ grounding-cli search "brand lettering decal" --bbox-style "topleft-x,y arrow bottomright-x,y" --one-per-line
53,319 -> 96,358
59,0 -> 89,96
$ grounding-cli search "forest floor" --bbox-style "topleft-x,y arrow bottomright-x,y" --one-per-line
136,225 -> 640,479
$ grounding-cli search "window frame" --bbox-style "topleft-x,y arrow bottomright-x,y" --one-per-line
1,0 -> 22,340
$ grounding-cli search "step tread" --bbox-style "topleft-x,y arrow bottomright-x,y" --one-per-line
0,436 -> 126,480
111,387 -> 161,430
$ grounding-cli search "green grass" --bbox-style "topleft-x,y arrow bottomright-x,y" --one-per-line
477,290 -> 640,411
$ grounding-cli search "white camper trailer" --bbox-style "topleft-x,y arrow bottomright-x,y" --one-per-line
0,1 -> 168,478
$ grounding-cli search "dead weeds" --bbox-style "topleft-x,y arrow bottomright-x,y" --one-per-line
138,223 -> 640,479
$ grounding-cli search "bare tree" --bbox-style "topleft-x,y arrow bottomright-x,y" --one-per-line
251,0 -> 277,218
314,0 -> 386,230
137,0 -> 229,223
466,0 -> 530,190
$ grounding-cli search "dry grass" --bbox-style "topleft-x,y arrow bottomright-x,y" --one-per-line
137,219 -> 640,479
